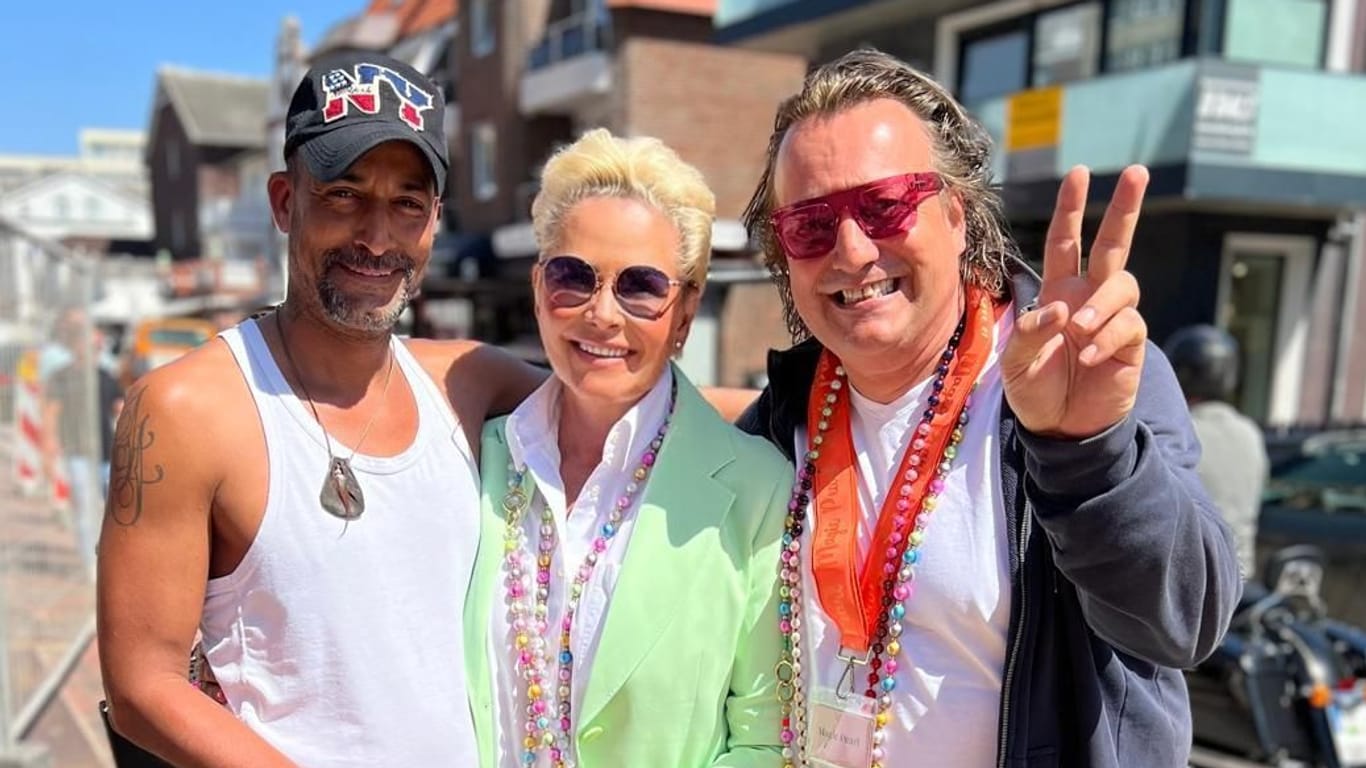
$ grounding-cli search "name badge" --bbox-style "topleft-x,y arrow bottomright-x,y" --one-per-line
809,687 -> 877,768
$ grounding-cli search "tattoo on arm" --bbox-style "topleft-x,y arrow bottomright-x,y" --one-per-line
107,386 -> 165,526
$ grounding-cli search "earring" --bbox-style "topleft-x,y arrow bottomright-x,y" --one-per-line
674,339 -> 683,350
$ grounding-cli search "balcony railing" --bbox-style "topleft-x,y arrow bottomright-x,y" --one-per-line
527,11 -> 611,72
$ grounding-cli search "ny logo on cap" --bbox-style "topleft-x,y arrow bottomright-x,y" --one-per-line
321,63 -> 435,131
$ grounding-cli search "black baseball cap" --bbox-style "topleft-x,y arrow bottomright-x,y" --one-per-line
284,51 -> 449,196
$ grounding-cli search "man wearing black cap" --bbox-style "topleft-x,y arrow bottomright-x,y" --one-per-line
97,52 -> 542,766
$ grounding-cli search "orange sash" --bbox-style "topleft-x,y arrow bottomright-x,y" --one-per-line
807,286 -> 1001,654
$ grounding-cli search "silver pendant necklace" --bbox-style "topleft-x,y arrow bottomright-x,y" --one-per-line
274,311 -> 394,521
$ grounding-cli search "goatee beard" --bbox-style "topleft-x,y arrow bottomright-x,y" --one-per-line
316,248 -> 418,333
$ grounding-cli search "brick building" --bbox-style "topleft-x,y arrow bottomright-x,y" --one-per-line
145,68 -> 269,262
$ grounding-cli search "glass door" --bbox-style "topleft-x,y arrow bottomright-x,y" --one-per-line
1218,234 -> 1315,425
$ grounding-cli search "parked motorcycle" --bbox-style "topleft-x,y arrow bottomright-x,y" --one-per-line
1188,545 -> 1366,767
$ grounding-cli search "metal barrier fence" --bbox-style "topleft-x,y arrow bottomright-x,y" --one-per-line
0,215 -> 104,766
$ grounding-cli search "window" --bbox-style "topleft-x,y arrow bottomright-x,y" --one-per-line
1107,0 -> 1186,72
1217,234 -> 1315,424
949,0 -> 1194,102
959,27 -> 1029,106
167,138 -> 181,181
1356,14 -> 1366,72
54,194 -> 70,220
172,210 -> 187,253
1032,3 -> 1101,86
471,0 -> 495,57
444,104 -> 460,146
86,196 -> 102,220
470,122 -> 498,202
1223,0 -> 1326,69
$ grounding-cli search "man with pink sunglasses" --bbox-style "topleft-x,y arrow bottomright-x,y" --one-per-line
736,49 -> 1241,768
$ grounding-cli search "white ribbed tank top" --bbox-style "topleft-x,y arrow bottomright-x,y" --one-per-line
201,318 -> 478,766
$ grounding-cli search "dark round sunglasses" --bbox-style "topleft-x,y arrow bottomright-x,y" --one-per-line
539,254 -> 693,321
769,171 -> 945,261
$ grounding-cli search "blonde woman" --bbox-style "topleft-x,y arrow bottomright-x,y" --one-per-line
463,129 -> 790,768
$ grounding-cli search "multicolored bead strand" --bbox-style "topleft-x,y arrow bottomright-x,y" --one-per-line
778,317 -> 975,768
502,380 -> 677,768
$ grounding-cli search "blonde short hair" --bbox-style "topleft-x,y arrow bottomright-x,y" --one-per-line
532,128 -> 716,285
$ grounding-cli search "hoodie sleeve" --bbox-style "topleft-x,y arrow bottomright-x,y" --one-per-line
1015,342 -> 1243,668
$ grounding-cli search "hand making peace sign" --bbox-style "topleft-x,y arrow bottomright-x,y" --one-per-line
1000,164 -> 1151,440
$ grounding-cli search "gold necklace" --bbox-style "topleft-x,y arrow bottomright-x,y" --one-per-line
274,311 -> 394,521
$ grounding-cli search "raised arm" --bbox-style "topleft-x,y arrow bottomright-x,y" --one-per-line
1018,347 -> 1240,667
97,367 -> 294,768
1001,166 -> 1239,666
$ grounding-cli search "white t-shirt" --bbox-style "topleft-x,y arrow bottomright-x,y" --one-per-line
793,309 -> 1014,767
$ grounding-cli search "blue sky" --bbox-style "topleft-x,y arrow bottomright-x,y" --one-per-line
2,1 -> 353,155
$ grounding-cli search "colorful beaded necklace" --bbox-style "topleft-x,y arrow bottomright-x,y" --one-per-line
777,290 -> 998,768
500,378 -> 677,768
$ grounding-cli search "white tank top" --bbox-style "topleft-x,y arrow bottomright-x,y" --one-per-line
201,319 -> 479,766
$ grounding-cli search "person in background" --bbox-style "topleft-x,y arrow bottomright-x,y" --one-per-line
42,309 -> 123,573
1164,324 -> 1268,577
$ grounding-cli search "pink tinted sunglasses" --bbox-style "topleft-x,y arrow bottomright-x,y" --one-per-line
769,172 -> 945,261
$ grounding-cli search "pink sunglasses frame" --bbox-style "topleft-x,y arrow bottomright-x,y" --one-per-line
769,171 -> 945,260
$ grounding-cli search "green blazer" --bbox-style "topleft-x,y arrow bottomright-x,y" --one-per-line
463,369 -> 792,768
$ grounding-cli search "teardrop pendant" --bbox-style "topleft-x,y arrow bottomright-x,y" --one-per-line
320,456 -> 365,521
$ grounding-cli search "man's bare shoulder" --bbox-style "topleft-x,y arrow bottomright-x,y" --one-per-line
401,337 -> 547,421
402,337 -> 486,373
127,337 -> 248,427
402,338 -> 487,400
107,338 -> 251,526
